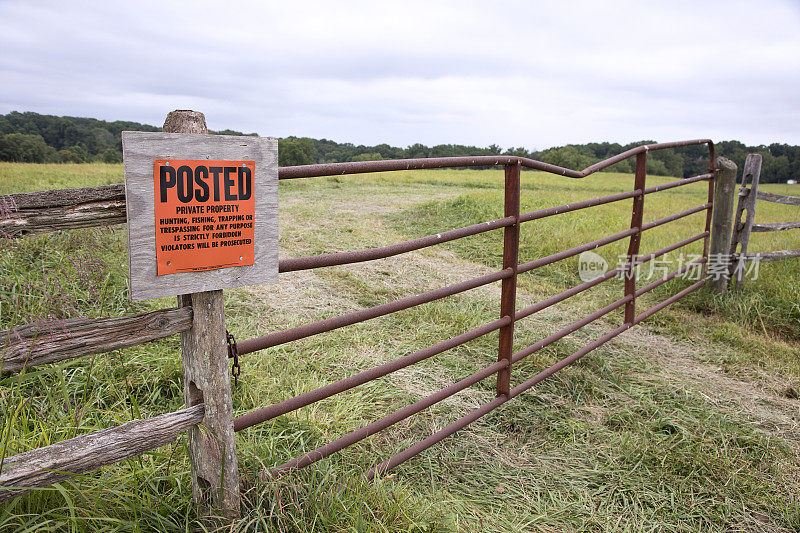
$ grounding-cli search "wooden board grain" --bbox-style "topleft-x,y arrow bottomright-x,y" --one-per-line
1,307 -> 192,373
751,220 -> 800,232
740,248 -> 800,262
0,184 -> 126,237
728,154 -> 762,290
0,404 -> 204,502
122,132 -> 278,301
755,191 -> 800,206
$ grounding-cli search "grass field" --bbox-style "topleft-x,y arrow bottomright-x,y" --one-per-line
1,162 -> 799,532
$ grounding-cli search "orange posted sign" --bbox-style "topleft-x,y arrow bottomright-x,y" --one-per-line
154,159 -> 255,275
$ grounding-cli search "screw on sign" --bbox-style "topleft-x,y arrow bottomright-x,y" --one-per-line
154,159 -> 256,275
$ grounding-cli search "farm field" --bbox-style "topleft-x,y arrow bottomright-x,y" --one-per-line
1,161 -> 799,531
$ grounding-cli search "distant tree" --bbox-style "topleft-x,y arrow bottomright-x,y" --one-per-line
352,152 -> 383,161
278,137 -> 315,166
405,143 -> 430,159
0,133 -> 56,162
57,149 -> 83,163
99,148 -> 123,163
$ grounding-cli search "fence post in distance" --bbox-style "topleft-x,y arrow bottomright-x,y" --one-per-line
728,154 -> 762,290
709,156 -> 738,292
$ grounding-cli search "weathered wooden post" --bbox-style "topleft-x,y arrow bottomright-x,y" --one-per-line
728,154 -> 762,290
163,110 -> 241,518
709,156 -> 738,292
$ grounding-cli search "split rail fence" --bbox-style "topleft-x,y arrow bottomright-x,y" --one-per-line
0,114 -> 739,518
729,153 -> 800,289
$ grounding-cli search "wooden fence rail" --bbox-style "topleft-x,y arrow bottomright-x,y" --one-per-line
0,404 -> 205,502
0,184 -> 126,238
756,190 -> 800,207
1,307 -> 192,373
729,154 -> 800,289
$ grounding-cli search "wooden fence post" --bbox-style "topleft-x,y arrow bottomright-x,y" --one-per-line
728,154 -> 762,290
709,156 -> 738,292
163,110 -> 241,518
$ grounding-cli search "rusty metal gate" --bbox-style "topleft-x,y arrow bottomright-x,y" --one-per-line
230,140 -> 716,478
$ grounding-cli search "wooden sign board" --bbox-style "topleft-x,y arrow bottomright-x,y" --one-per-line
122,132 -> 278,301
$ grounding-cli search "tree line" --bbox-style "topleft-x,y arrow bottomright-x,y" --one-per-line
1,111 -> 797,183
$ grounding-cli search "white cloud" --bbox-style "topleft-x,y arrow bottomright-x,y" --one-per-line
1,0 -> 798,148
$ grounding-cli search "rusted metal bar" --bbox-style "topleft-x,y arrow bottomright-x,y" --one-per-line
511,294 -> 632,364
518,190 -> 639,224
642,174 -> 712,195
633,258 -> 707,298
278,155 -> 580,179
270,359 -> 509,474
367,394 -> 509,479
633,279 -> 706,323
277,140 -> 713,181
517,228 -> 637,275
496,163 -> 520,396
367,311 -> 641,479
578,140 -> 713,176
514,267 -> 623,322
514,173 -> 711,227
236,268 -> 512,355
509,323 -> 632,399
640,203 -> 711,232
233,316 -> 511,432
624,153 -> 647,324
633,232 -> 708,267
278,216 -> 515,272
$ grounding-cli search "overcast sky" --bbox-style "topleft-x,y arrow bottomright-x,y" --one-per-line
1,0 -> 799,150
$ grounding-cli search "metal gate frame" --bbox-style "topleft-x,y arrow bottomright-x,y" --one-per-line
230,140 -> 716,478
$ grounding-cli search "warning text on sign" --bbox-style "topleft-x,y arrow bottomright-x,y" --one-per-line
154,159 -> 255,275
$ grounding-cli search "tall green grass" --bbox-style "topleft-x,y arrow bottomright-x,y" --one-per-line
1,163 -> 799,531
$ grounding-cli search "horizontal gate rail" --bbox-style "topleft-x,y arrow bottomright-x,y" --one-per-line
633,232 -> 709,266
365,276 -> 708,479
235,268 -> 512,354
640,203 -> 711,231
269,359 -> 510,475
514,267 -> 624,322
517,228 -> 638,274
233,316 -> 511,432
511,295 -> 633,364
642,173 -> 713,194
634,258 -> 707,297
232,139 -> 717,480
279,216 -> 516,272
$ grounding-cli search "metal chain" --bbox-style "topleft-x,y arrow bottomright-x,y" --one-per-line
226,330 -> 241,386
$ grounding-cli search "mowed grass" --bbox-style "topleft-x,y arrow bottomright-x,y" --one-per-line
1,162 -> 799,531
